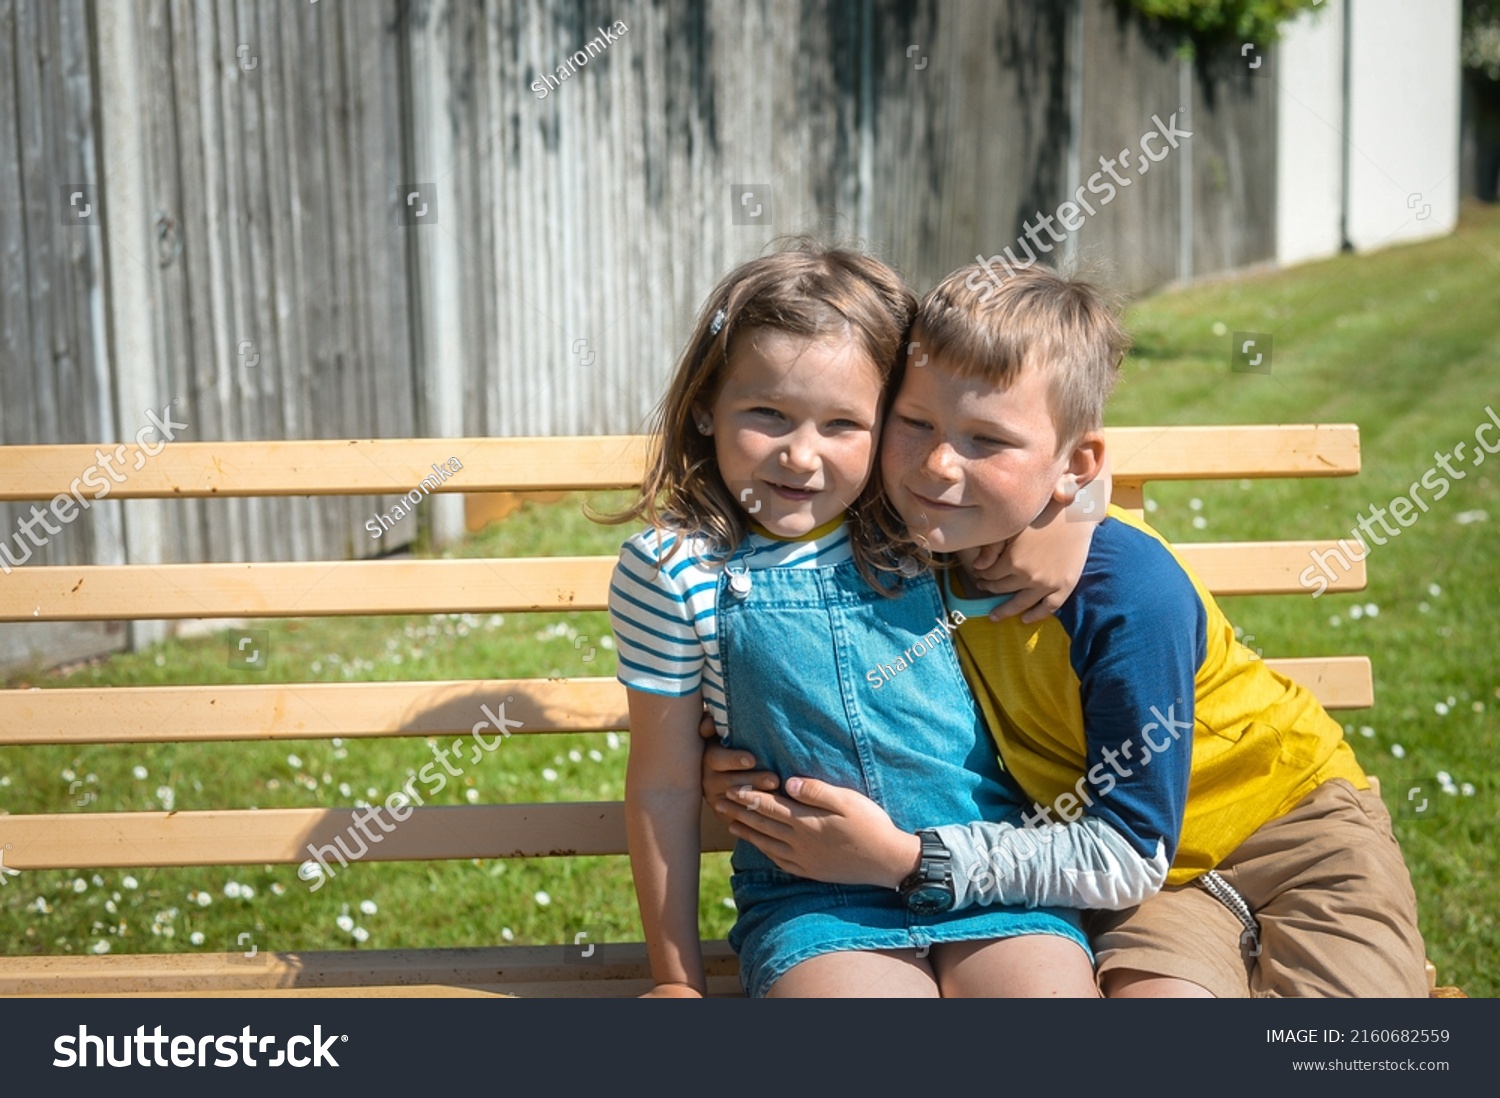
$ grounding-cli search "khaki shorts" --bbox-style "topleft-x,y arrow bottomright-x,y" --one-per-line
1086,778 -> 1428,997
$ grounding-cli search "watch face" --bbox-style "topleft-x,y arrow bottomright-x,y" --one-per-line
904,884 -> 953,915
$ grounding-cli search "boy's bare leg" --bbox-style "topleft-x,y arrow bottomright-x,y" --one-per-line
766,950 -> 940,998
1100,970 -> 1215,998
931,937 -> 1099,998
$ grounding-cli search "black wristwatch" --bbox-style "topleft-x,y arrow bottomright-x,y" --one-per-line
897,829 -> 955,915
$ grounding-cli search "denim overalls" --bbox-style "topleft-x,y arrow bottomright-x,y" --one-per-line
718,556 -> 1089,997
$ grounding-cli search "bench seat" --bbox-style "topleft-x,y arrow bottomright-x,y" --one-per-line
0,428 -> 1462,997
0,942 -> 743,998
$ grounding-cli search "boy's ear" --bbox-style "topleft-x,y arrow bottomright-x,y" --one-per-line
1052,431 -> 1106,503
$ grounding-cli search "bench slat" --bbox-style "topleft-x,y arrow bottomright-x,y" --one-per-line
0,541 -> 1364,622
0,437 -> 652,500
0,558 -> 612,621
0,679 -> 630,745
1264,656 -> 1373,709
1179,540 -> 1365,595
1109,424 -> 1358,480
21,978 -> 748,998
0,657 -> 1373,749
0,426 -> 1356,501
0,804 -> 736,870
0,942 -> 742,997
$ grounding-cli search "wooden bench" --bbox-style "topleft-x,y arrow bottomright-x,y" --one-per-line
0,426 -> 1453,996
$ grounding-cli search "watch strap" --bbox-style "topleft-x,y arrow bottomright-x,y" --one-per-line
900,829 -> 952,894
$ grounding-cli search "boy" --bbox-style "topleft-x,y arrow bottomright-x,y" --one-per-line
708,263 -> 1428,997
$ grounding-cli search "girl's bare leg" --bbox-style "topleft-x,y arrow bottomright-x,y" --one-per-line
930,936 -> 1099,998
765,949 -> 940,998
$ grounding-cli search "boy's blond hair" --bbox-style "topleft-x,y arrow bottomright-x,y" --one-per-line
912,264 -> 1130,453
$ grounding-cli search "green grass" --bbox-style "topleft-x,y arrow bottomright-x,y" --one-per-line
1108,202 -> 1500,996
3,204 -> 1497,995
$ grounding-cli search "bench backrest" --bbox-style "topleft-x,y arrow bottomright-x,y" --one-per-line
0,427 -> 1369,882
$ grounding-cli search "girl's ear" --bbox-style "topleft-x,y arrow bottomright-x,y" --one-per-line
1052,431 -> 1105,504
691,405 -> 713,436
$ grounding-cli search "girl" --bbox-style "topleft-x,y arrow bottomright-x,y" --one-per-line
605,241 -> 1094,998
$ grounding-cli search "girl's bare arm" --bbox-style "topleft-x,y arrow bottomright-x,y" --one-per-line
625,689 -> 713,996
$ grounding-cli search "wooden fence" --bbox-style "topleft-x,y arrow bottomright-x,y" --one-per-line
0,0 -> 1277,670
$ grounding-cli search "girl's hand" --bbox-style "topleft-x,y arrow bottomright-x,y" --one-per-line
698,709 -> 780,815
721,777 -> 921,890
640,983 -> 705,998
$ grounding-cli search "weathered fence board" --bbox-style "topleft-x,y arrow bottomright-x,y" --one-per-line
1,0 -> 1283,673
0,0 -> 121,671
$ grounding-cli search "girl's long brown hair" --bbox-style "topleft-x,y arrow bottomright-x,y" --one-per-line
599,238 -> 926,590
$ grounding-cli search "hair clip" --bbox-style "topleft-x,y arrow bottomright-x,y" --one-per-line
708,308 -> 727,337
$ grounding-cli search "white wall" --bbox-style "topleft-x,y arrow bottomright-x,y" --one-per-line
1277,0 -> 1461,265
1346,0 -> 1462,251
1276,0 -> 1345,266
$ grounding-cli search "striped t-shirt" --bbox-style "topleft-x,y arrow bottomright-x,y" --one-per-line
607,518 -> 853,737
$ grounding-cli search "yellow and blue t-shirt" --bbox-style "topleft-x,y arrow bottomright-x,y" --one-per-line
932,506 -> 1368,910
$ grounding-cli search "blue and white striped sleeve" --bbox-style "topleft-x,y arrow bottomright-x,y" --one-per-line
607,531 -> 706,697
